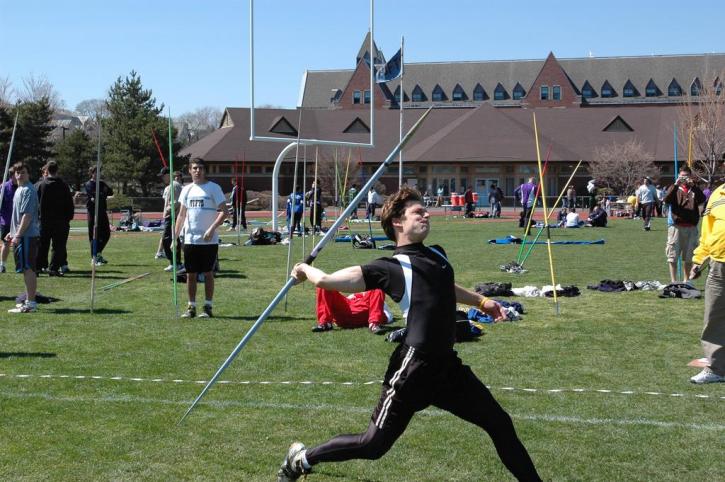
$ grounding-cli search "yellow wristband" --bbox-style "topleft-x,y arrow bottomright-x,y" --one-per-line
478,297 -> 490,311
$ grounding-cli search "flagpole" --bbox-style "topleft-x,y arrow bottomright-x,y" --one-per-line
398,35 -> 404,188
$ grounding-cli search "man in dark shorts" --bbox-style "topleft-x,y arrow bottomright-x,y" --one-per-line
279,186 -> 541,481
5,162 -> 41,313
174,158 -> 226,318
83,166 -> 113,265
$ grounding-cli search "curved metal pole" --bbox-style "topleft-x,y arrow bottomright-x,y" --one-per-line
179,107 -> 432,424
271,143 -> 299,232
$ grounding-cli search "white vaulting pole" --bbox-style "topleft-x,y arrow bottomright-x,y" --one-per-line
179,107 -> 432,423
90,123 -> 102,313
0,111 -> 19,205
398,35 -> 404,188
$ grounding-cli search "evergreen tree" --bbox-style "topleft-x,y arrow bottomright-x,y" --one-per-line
103,71 -> 180,196
0,98 -> 54,180
55,128 -> 96,192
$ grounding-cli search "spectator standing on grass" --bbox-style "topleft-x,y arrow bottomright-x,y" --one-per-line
435,185 -> 444,207
688,164 -> 725,384
160,167 -> 183,273
5,162 -> 40,313
565,185 -> 576,209
0,169 -> 17,273
306,181 -> 323,233
174,158 -> 226,319
635,177 -> 657,231
286,185 -> 304,237
517,177 -> 536,228
348,183 -> 358,219
82,165 -> 113,266
655,184 -> 665,217
35,161 -> 74,276
664,166 -> 706,284
489,183 -> 503,218
464,186 -> 475,217
587,179 -> 597,212
366,187 -> 378,220
278,187 -> 540,482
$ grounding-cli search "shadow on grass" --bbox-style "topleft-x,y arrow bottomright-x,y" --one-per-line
0,352 -> 57,359
47,308 -> 132,315
214,271 -> 247,279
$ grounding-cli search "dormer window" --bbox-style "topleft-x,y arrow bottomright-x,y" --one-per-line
353,90 -> 361,104
668,79 -> 682,97
363,90 -> 371,104
540,85 -> 549,100
715,78 -> 722,95
691,78 -> 702,96
512,83 -> 526,100
493,83 -> 508,101
452,84 -> 466,101
581,81 -> 596,98
411,85 -> 426,102
645,79 -> 660,97
432,85 -> 446,102
623,80 -> 638,98
473,83 -> 487,101
601,81 -> 616,98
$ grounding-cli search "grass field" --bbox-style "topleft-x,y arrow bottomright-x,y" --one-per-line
1,215 -> 723,481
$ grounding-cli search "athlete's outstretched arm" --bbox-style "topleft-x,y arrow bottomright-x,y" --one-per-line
291,263 -> 366,293
454,283 -> 506,322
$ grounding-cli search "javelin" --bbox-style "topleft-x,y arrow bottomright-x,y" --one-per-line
284,109 -> 304,312
519,160 -> 583,267
0,111 -> 19,208
151,128 -> 168,167
101,272 -> 151,291
179,107 -> 433,423
533,113 -> 559,314
90,123 -> 102,313
168,111 -> 179,317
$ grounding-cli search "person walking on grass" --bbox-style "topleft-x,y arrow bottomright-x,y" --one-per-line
688,164 -> 725,384
278,186 -> 541,482
635,177 -> 657,231
82,165 -> 113,266
0,168 -> 17,273
5,162 -> 40,313
174,158 -> 226,319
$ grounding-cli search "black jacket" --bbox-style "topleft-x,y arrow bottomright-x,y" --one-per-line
36,176 -> 74,222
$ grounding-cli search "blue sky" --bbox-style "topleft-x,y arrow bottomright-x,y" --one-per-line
1,0 -> 722,115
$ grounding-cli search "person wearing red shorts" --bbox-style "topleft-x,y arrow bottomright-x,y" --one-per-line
313,288 -> 391,333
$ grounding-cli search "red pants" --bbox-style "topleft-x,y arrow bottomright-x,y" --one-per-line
316,288 -> 386,328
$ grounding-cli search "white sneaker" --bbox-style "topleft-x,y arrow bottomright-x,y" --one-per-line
8,302 -> 37,313
164,264 -> 174,272
690,368 -> 725,384
154,252 -> 164,259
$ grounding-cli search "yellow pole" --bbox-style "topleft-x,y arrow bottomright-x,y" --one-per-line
533,112 -> 559,314
546,160 -> 583,220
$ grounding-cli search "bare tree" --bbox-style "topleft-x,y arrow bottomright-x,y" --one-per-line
18,73 -> 65,112
176,106 -> 222,144
678,72 -> 725,187
0,77 -> 15,105
309,147 -> 362,205
75,98 -> 108,123
589,138 -> 659,195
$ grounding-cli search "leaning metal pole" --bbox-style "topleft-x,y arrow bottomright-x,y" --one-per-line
179,107 -> 432,423
0,111 -> 19,209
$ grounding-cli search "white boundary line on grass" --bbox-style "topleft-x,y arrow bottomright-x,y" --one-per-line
1,390 -> 723,431
1,372 -> 723,401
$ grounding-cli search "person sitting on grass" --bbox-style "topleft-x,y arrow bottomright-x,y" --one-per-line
564,208 -> 584,228
277,186 -> 541,482
313,287 -> 392,334
586,203 -> 608,227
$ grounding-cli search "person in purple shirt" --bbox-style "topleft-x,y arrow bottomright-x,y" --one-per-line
517,177 -> 536,228
0,170 -> 17,273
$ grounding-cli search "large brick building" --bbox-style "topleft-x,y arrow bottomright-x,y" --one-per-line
181,35 -> 725,200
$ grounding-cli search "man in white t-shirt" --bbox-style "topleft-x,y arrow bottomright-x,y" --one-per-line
635,177 -> 657,231
174,158 -> 227,318
564,208 -> 583,228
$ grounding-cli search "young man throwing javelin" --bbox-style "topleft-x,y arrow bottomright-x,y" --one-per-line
174,158 -> 226,318
278,187 -> 541,481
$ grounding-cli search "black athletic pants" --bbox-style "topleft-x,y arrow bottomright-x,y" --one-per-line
37,221 -> 69,271
162,214 -> 181,263
519,206 -> 533,228
306,344 -> 541,481
231,205 -> 246,229
87,211 -> 111,255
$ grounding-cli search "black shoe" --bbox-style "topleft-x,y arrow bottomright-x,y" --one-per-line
48,270 -> 63,277
311,322 -> 333,332
198,305 -> 213,318
181,305 -> 196,318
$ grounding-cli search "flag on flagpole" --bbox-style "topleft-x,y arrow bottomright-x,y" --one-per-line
375,48 -> 402,83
